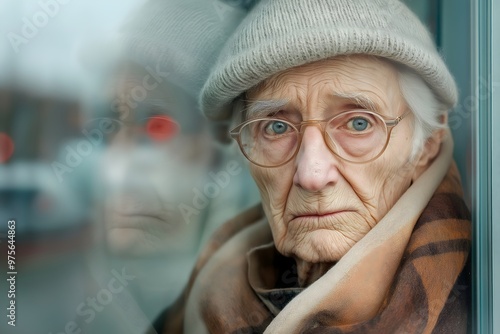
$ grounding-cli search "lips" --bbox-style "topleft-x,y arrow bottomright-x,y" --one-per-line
289,210 -> 356,225
111,207 -> 164,221
111,193 -> 156,215
110,210 -> 164,222
293,210 -> 354,219
106,193 -> 175,230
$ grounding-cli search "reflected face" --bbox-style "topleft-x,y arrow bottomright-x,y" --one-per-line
246,56 -> 418,264
100,65 -> 213,256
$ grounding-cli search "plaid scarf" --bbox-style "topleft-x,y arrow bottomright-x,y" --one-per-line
155,139 -> 471,334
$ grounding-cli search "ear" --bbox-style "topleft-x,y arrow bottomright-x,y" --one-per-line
412,114 -> 448,180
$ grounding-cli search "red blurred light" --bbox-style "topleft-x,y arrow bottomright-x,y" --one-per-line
146,116 -> 179,142
0,133 -> 14,163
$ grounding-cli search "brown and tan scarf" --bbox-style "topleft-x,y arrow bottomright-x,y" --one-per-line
155,135 -> 471,334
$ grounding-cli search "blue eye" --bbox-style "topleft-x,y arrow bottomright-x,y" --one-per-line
349,117 -> 369,131
265,120 -> 289,135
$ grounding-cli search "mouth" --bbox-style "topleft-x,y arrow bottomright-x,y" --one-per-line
112,211 -> 163,220
107,210 -> 175,231
290,209 -> 354,221
293,210 -> 355,219
106,191 -> 174,227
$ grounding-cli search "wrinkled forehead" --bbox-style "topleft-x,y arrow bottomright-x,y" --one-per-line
243,55 -> 404,119
113,62 -> 205,132
116,66 -> 195,107
247,55 -> 400,99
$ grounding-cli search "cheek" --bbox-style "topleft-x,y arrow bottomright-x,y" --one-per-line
345,130 -> 415,218
375,123 -> 415,178
369,136 -> 416,214
250,165 -> 294,217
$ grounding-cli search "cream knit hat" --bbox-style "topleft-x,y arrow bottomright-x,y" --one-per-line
201,0 -> 458,120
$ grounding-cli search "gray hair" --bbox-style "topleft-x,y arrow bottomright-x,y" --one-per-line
398,69 -> 448,161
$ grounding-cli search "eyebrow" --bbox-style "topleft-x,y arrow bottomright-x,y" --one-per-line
244,92 -> 384,120
330,91 -> 380,113
244,99 -> 289,119
140,98 -> 171,109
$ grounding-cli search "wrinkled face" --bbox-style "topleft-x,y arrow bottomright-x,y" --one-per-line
246,56 -> 419,264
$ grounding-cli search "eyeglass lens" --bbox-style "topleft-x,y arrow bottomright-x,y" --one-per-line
238,111 -> 389,166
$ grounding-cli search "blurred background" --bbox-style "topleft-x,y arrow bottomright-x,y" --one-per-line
0,0 -> 497,333
0,1 -> 261,333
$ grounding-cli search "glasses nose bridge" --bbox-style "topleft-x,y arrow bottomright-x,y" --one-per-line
297,119 -> 328,133
296,119 -> 332,154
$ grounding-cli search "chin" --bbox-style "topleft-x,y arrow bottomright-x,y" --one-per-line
105,214 -> 174,256
105,213 -> 201,256
106,227 -> 167,256
280,229 -> 356,263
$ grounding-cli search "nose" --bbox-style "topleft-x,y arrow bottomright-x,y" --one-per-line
102,145 -> 162,188
293,126 -> 340,192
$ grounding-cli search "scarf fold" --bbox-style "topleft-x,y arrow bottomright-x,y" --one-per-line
159,135 -> 471,334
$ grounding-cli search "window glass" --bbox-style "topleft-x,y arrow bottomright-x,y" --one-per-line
491,0 -> 499,332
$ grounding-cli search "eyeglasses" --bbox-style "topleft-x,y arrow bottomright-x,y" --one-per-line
230,110 -> 410,168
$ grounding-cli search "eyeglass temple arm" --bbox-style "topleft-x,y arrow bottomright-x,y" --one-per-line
229,127 -> 241,138
385,110 -> 411,127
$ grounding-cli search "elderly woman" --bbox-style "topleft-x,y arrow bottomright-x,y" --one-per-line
156,0 -> 471,333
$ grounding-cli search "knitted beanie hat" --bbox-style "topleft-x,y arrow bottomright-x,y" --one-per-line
118,0 -> 246,98
201,0 -> 458,120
